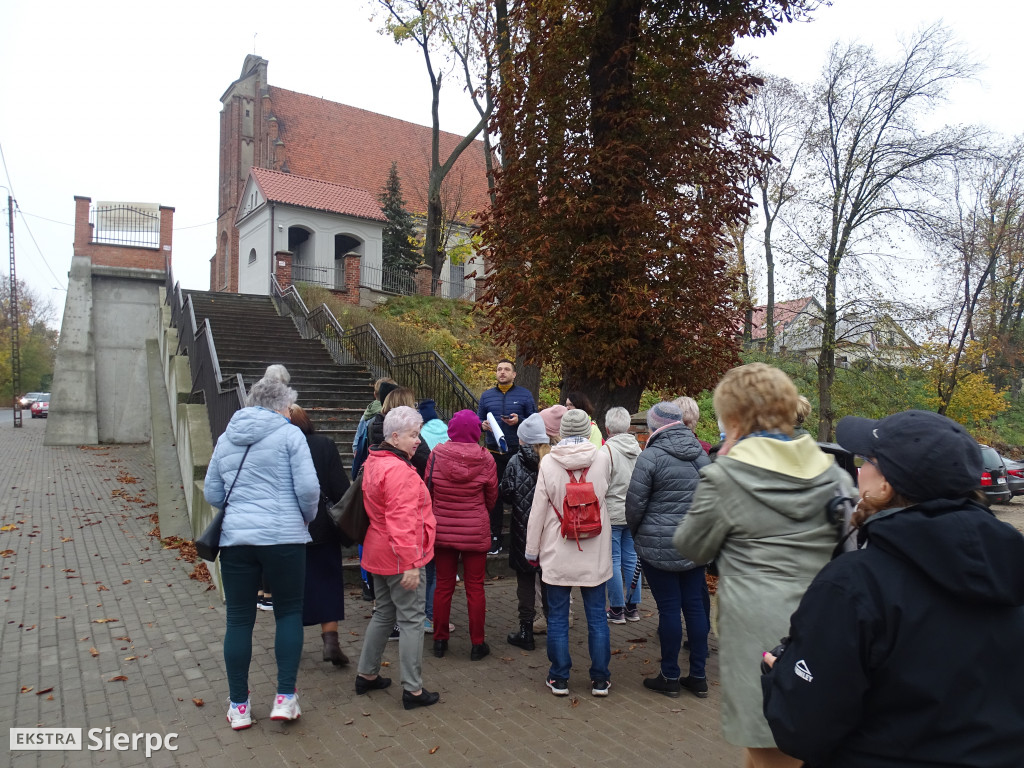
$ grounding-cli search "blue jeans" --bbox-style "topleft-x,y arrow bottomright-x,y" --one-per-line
221,544 -> 306,702
545,584 -> 610,682
607,525 -> 642,607
425,558 -> 436,621
641,563 -> 708,679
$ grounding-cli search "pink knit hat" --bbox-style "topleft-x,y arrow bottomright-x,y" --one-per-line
447,409 -> 482,443
540,405 -> 567,439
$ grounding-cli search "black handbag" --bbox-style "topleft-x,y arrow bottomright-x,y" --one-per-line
329,468 -> 369,545
196,445 -> 251,561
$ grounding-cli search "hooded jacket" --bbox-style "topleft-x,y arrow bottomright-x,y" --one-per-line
625,424 -> 709,570
763,499 -> 1024,768
361,443 -> 436,575
419,418 -> 450,451
427,441 -> 498,552
673,434 -> 851,747
525,441 -> 612,587
204,406 -> 320,547
603,432 -> 642,526
364,412 -> 430,478
305,432 -> 351,545
500,444 -> 543,572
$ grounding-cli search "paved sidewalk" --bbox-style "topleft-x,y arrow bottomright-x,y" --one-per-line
3,418 -> 738,767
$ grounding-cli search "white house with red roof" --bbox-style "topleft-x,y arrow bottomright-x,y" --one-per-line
235,167 -> 387,295
748,296 -> 919,367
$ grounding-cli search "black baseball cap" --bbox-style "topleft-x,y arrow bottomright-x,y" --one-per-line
836,410 -> 983,501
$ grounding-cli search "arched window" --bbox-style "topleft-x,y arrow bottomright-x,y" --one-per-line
248,248 -> 257,264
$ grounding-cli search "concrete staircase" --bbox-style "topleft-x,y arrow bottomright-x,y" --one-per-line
186,291 -> 374,463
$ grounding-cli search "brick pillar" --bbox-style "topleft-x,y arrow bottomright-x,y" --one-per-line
415,264 -> 433,296
344,253 -> 361,302
73,196 -> 92,254
275,250 -> 293,289
159,205 -> 175,272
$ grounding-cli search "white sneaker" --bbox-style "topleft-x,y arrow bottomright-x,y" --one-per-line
269,691 -> 301,721
226,699 -> 252,730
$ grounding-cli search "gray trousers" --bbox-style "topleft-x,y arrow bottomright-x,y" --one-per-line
358,573 -> 427,692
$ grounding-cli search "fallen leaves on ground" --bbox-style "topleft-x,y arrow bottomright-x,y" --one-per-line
89,648 -> 99,657
108,675 -> 128,682
93,618 -> 118,623
36,687 -> 54,695
20,686 -> 33,693
192,698 -> 204,707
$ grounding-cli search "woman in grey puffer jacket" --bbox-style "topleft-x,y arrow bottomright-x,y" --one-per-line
625,401 -> 710,700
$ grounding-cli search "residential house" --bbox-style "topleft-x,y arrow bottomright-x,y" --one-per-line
748,297 -> 920,368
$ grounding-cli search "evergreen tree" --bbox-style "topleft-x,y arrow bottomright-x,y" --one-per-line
378,162 -> 421,275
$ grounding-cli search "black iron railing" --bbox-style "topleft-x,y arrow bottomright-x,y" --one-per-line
360,263 -> 417,296
271,276 -> 478,420
93,203 -> 160,248
165,263 -> 247,443
292,263 -> 338,289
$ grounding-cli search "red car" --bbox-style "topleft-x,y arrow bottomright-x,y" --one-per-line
30,395 -> 49,418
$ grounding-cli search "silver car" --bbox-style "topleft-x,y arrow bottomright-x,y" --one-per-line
1001,456 -> 1024,497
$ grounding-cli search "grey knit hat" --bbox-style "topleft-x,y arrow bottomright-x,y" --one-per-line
517,413 -> 550,446
647,401 -> 683,433
560,409 -> 592,439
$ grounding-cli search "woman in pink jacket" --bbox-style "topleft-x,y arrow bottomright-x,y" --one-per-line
355,406 -> 439,710
428,410 -> 499,661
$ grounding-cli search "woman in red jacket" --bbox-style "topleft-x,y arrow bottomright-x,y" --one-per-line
355,406 -> 439,710
428,409 -> 499,661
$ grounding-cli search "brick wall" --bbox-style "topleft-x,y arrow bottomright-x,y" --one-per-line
343,253 -> 361,303
275,250 -> 292,289
73,197 -> 172,272
415,264 -> 432,296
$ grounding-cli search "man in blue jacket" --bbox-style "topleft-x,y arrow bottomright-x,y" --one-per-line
478,359 -> 536,554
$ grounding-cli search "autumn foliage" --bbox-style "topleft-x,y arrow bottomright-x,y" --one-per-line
479,1 -> 813,412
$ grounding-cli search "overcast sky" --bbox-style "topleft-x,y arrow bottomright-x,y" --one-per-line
1,1 -> 1020,326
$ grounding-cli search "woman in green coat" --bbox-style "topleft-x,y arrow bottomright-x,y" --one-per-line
673,363 -> 851,768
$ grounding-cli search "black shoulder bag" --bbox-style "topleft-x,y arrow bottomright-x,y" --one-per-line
196,445 -> 252,562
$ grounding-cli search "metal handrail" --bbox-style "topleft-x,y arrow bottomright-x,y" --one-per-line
165,262 -> 247,442
271,276 -> 478,419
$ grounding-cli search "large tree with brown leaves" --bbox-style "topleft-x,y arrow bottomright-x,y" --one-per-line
479,1 -> 817,417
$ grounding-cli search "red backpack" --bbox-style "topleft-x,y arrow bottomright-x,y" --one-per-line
551,468 -> 602,550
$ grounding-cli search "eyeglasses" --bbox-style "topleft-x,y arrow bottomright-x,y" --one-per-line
857,455 -> 879,469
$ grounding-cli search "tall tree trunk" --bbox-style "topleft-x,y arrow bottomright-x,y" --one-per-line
515,353 -> 541,404
561,368 -> 646,432
817,264 -> 839,440
764,214 -> 776,352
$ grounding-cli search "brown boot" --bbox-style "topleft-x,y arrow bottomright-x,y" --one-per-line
322,631 -> 349,667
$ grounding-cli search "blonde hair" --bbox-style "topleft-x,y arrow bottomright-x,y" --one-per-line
795,395 -> 812,426
672,396 -> 700,429
382,386 -> 415,414
534,443 -> 551,462
713,363 -> 798,438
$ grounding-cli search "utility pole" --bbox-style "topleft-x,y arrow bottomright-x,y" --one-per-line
8,194 -> 21,427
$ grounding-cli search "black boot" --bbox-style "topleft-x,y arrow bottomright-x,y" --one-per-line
322,631 -> 349,666
507,622 -> 535,651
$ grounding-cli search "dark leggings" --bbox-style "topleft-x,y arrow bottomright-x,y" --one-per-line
515,569 -> 548,624
221,544 -> 306,702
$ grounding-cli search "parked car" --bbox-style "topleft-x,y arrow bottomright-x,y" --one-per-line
979,445 -> 1012,505
1001,456 -> 1024,497
30,395 -> 49,419
20,392 -> 46,408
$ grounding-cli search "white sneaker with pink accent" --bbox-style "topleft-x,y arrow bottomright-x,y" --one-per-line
269,691 -> 301,721
226,699 -> 252,730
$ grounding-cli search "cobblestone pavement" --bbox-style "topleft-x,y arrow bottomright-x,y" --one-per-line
3,418 -> 738,767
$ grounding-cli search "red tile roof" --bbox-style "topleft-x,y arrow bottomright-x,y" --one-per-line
267,87 -> 491,218
749,297 -> 817,340
249,167 -> 386,222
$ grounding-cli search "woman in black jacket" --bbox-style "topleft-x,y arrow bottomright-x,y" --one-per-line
762,410 -> 1024,768
625,401 -> 710,699
499,413 -> 550,651
290,405 -> 351,666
